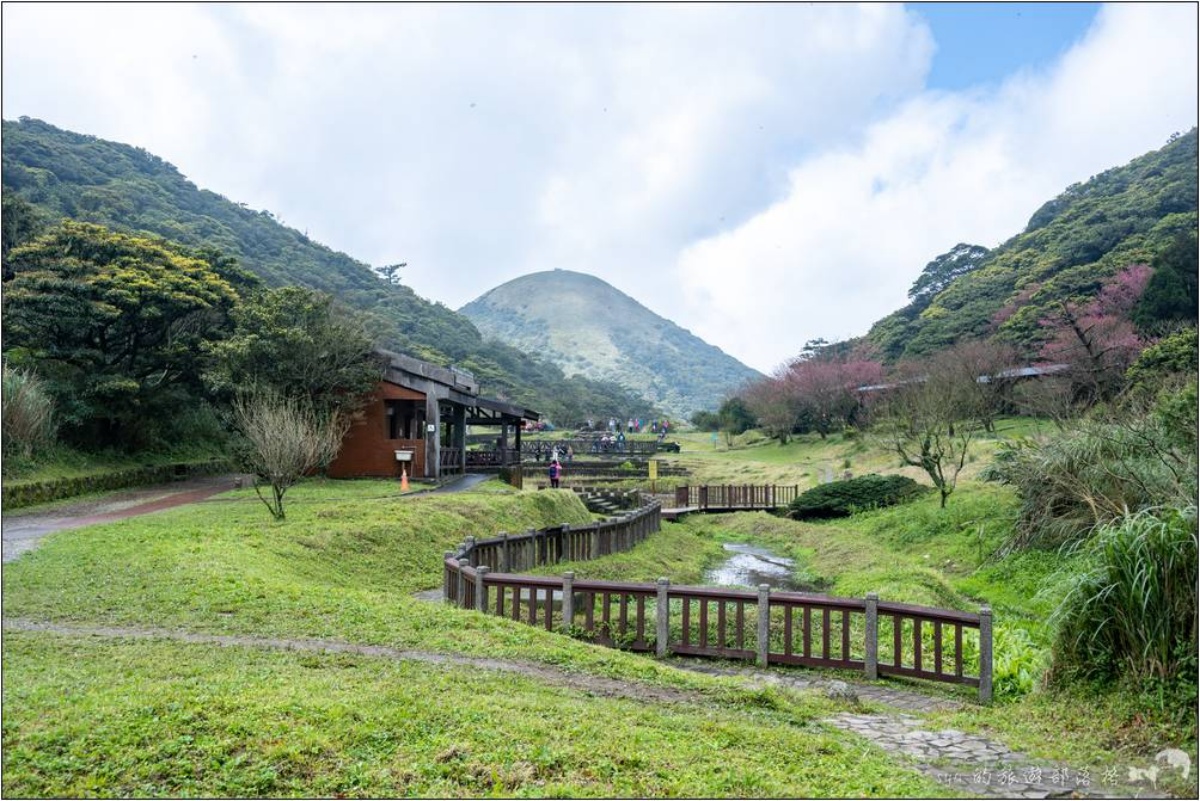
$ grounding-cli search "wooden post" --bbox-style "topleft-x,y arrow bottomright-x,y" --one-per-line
656,578 -> 671,657
443,551 -> 454,603
562,572 -> 575,632
475,566 -> 489,612
865,592 -> 879,680
978,606 -> 993,704
756,584 -> 771,667
499,532 -> 509,573
464,536 -> 476,566
456,558 -> 469,609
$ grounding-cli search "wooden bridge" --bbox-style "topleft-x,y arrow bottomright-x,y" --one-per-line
442,492 -> 994,702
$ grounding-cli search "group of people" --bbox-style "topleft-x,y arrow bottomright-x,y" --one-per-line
530,441 -> 573,463
590,432 -> 626,453
583,417 -> 672,434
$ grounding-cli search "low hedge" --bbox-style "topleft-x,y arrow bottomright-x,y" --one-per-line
789,474 -> 928,519
2,459 -> 230,510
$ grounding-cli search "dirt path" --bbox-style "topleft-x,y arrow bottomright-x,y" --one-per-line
1,473 -> 247,563
1,618 -> 702,705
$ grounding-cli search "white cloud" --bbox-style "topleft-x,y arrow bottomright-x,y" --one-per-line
2,3 -> 1194,375
676,2 -> 1198,371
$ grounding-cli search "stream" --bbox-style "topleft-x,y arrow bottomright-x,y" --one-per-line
703,542 -> 826,593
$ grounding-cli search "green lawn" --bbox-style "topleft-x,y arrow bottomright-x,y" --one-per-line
1,478 -> 951,797
3,423 -> 1196,798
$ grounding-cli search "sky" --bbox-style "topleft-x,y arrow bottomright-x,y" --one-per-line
2,2 -> 1196,374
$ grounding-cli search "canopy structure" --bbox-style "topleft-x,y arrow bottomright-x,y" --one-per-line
328,349 -> 539,480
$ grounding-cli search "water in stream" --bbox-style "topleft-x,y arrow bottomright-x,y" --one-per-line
703,542 -> 826,593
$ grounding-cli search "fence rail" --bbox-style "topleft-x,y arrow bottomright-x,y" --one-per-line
673,485 -> 799,510
520,439 -> 675,456
441,493 -> 992,702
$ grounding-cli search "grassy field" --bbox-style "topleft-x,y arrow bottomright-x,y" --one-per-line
3,424 -> 1196,797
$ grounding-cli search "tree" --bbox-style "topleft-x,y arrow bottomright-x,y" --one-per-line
1133,230 -> 1198,332
232,392 -> 349,520
784,356 -> 884,438
907,243 -> 991,311
875,356 -> 981,508
1,192 -> 43,280
717,396 -> 757,436
2,221 -> 240,448
374,262 -> 407,285
206,286 -> 385,416
932,339 -> 1019,432
742,372 -> 802,444
1037,264 -> 1151,407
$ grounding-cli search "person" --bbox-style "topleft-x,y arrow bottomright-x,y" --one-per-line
548,459 -> 561,489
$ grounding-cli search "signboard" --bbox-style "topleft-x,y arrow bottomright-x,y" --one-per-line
648,460 -> 658,480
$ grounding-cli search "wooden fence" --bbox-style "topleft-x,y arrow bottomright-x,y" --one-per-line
673,485 -> 800,510
440,493 -> 993,702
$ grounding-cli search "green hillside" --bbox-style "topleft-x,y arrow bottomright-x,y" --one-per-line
460,270 -> 763,419
0,118 -> 656,426
869,129 -> 1198,360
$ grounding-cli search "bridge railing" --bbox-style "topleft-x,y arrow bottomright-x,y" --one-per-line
673,485 -> 799,510
440,490 -> 992,702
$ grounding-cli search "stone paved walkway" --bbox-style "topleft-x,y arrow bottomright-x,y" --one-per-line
668,659 -> 1167,799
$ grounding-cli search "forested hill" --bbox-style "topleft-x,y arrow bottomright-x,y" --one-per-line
461,270 -> 763,419
869,129 -> 1198,360
0,117 -> 659,425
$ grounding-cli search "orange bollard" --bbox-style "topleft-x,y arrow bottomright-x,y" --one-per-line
401,466 -> 410,492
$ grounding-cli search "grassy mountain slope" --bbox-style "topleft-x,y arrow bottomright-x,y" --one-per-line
869,129 -> 1198,360
0,117 -> 657,424
460,270 -> 763,419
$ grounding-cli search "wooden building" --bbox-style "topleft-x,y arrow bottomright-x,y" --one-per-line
327,349 -> 538,480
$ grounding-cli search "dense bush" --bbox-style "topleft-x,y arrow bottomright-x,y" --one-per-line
788,474 -> 928,519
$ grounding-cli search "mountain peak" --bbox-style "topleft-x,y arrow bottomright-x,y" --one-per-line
461,271 -> 761,419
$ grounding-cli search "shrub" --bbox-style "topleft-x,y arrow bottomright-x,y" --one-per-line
1048,506 -> 1197,688
788,474 -> 928,519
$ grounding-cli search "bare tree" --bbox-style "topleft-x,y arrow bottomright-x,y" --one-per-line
935,339 -> 1018,432
875,356 -> 980,508
232,392 -> 349,520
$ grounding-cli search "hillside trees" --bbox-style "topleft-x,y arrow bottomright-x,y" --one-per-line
205,286 -> 385,416
2,221 -> 243,449
1,118 -> 682,424
1133,229 -> 1198,332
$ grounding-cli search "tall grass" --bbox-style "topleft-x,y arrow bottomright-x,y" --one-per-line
1048,506 -> 1197,688
984,418 -> 1197,551
1,361 -> 57,467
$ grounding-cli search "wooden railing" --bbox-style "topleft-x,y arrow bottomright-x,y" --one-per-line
440,493 -> 993,702
673,485 -> 799,510
520,439 -> 673,456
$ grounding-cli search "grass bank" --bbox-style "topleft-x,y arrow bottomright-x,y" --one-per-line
2,478 -> 950,798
